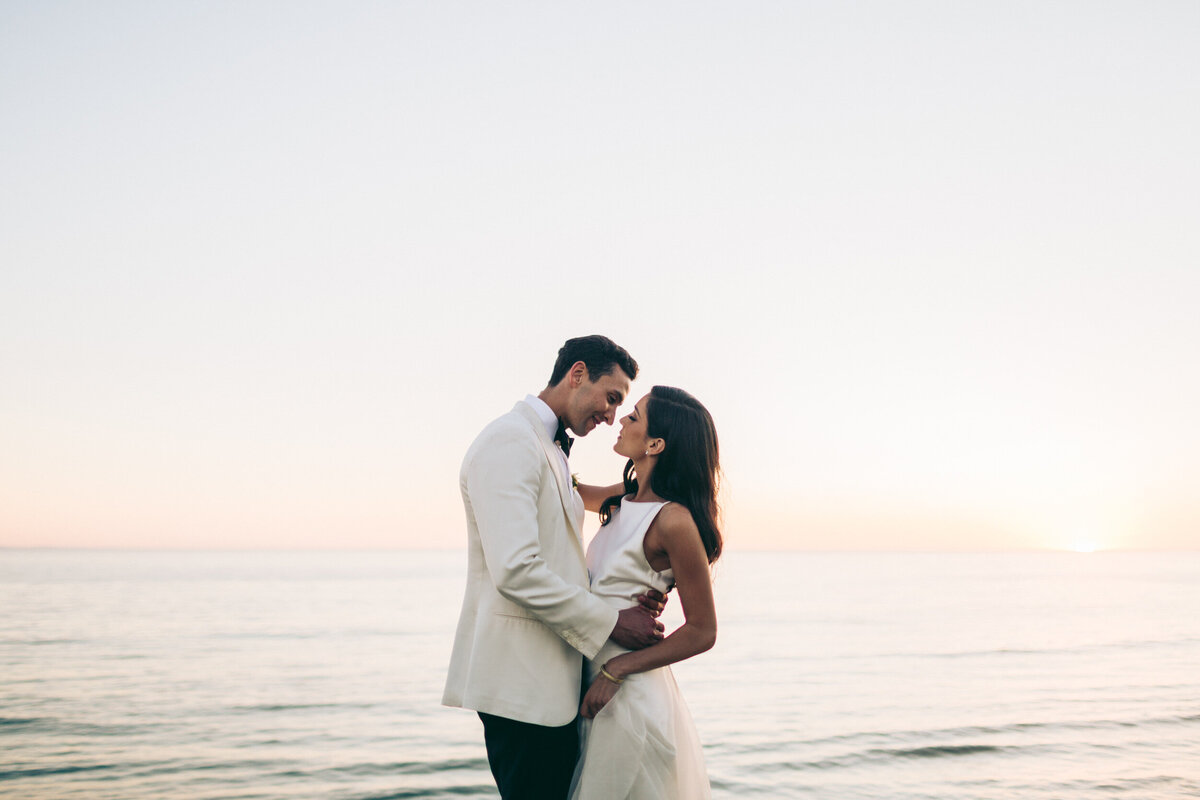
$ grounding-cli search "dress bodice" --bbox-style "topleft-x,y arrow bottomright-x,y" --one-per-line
586,496 -> 674,610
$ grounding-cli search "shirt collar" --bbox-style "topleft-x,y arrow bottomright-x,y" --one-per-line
524,395 -> 560,443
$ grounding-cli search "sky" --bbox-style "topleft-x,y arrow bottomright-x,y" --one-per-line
2,1 -> 1198,552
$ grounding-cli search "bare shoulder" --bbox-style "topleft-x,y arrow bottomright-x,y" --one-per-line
654,503 -> 701,547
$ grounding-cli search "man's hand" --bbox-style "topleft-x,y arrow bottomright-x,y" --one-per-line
636,588 -> 668,617
610,606 -> 664,650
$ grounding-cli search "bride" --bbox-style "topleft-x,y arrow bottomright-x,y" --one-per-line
572,385 -> 722,799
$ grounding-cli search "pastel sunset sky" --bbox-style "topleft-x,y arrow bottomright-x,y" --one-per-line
3,2 -> 1197,552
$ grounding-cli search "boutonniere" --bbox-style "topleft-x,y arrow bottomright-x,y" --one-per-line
571,473 -> 580,490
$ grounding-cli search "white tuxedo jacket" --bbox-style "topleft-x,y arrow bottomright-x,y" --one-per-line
442,401 -> 619,726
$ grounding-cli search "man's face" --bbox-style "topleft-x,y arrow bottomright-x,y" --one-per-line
565,366 -> 632,436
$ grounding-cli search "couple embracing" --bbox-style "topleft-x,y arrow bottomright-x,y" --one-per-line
443,335 -> 723,799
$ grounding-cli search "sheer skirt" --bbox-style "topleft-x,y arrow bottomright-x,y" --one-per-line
569,641 -> 711,800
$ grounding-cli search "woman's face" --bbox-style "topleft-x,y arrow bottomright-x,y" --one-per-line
613,394 -> 652,459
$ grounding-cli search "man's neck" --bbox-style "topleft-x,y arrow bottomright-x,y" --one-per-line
536,387 -> 568,420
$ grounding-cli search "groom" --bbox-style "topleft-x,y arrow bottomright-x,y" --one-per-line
443,335 -> 665,799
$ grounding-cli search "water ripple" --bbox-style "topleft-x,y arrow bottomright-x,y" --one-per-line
716,711 -> 1200,756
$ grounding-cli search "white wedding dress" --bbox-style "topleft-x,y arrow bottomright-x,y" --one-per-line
569,497 -> 711,800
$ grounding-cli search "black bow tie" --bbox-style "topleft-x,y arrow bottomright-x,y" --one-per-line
554,418 -> 574,458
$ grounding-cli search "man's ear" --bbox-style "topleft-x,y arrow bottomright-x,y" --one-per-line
570,361 -> 589,387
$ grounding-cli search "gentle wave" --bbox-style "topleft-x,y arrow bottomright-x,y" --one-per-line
0,718 -> 150,737
0,764 -> 121,780
885,744 -> 1003,759
227,702 -> 377,714
840,636 -> 1200,661
0,717 -> 43,727
1021,775 -> 1200,794
767,743 -> 1025,772
341,788 -> 497,800
123,759 -> 291,779
719,710 -> 1200,756
0,757 -> 494,782
269,759 -> 490,779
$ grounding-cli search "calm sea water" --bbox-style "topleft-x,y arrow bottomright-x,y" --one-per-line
2,549 -> 1199,799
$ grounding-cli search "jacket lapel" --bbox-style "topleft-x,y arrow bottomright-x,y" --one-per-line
513,403 -> 583,547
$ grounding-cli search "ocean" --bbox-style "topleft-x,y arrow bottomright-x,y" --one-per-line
2,549 -> 1198,799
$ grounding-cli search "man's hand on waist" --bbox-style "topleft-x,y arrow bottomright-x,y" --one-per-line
610,606 -> 665,650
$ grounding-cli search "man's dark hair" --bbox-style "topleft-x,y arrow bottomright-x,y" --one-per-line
547,335 -> 639,386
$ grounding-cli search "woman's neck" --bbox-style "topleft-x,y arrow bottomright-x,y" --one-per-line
632,459 -> 662,502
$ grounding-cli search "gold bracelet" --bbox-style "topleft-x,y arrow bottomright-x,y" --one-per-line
599,664 -> 625,685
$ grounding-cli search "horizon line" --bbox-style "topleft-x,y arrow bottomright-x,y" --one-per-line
3,545 -> 1196,554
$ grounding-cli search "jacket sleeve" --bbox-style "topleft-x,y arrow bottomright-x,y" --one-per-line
465,426 -> 618,660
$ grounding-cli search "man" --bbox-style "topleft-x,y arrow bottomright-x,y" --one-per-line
443,335 -> 665,799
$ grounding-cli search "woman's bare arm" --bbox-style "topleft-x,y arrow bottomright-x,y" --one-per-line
577,482 -> 625,513
580,504 -> 716,718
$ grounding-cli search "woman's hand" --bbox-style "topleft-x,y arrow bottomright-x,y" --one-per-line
580,668 -> 622,718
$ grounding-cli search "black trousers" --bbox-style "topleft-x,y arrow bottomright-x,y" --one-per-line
478,711 -> 579,800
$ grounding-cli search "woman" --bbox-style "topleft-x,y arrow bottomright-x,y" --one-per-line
571,385 -> 723,799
